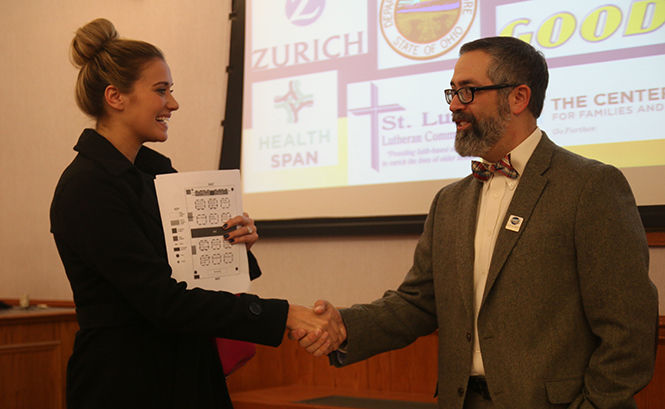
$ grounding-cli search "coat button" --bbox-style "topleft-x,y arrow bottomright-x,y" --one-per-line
466,332 -> 472,342
457,387 -> 465,397
249,302 -> 262,316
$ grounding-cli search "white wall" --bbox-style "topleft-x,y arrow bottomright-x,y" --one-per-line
0,0 -> 663,313
249,236 -> 665,310
0,0 -> 231,300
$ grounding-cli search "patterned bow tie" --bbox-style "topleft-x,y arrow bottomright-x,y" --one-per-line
471,155 -> 519,181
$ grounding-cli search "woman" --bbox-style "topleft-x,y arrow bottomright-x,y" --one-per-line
50,18 -> 335,409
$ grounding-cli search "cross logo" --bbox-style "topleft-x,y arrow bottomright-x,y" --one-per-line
274,80 -> 314,123
349,83 -> 405,171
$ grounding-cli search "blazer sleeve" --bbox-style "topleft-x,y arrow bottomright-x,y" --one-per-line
573,163 -> 658,408
51,170 -> 288,346
336,193 -> 441,365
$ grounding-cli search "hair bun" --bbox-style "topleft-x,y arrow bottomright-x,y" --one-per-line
70,18 -> 118,68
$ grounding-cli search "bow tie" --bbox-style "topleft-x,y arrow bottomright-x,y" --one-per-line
471,155 -> 519,181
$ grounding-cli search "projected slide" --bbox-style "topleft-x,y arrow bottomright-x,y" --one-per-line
241,0 -> 665,206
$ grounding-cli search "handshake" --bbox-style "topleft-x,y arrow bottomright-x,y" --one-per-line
286,300 -> 347,357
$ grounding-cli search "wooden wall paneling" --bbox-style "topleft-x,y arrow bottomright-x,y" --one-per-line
0,320 -> 56,345
309,347 -> 338,387
388,332 -> 438,395
227,332 -> 441,394
646,232 -> 665,247
0,300 -> 662,408
288,338 -> 317,386
326,358 -> 370,390
265,340 -> 297,386
225,336 -> 317,392
366,348 -> 392,391
0,307 -> 77,409
228,326 -> 664,409
225,344 -> 287,391
0,341 -> 62,409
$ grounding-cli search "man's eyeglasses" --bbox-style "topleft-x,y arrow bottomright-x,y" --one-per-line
443,84 -> 520,104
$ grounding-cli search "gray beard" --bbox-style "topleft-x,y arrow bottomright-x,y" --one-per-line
454,102 -> 510,158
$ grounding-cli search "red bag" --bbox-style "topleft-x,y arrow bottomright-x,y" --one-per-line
215,338 -> 256,376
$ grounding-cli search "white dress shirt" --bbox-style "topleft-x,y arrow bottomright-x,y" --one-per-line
471,128 -> 542,375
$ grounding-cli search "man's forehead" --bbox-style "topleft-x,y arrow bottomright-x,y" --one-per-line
451,50 -> 491,86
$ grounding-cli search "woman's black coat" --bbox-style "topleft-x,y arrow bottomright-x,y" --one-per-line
50,129 -> 288,409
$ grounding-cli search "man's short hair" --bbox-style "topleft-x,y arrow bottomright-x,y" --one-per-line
460,36 -> 549,118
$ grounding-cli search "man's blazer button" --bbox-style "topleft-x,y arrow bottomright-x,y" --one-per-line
249,302 -> 262,316
466,332 -> 472,342
457,387 -> 465,397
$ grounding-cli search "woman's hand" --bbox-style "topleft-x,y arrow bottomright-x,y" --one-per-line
222,212 -> 258,250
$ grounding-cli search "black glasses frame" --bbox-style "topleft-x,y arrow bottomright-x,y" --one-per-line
443,84 -> 520,104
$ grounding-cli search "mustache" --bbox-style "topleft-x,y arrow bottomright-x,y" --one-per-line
452,112 -> 474,123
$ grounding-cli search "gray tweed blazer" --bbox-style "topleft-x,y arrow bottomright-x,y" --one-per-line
338,133 -> 658,409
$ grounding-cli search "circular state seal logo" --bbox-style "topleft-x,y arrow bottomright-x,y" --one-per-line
380,0 -> 477,60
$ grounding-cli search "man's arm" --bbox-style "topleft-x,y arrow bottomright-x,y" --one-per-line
294,192 -> 444,363
574,163 -> 658,408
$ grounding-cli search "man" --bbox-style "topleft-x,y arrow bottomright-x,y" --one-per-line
295,36 -> 658,408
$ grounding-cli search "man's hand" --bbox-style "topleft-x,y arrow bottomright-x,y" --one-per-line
287,300 -> 346,356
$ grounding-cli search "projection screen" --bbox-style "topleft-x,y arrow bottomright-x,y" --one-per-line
225,0 -> 665,229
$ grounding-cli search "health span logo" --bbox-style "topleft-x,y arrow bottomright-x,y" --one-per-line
274,80 -> 314,123
286,0 -> 325,26
381,0 -> 477,60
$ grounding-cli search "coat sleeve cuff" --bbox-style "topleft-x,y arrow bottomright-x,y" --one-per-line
248,251 -> 262,281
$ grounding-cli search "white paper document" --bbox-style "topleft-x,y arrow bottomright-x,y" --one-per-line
154,170 -> 250,293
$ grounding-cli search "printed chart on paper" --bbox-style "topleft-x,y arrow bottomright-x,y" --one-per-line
155,170 -> 250,293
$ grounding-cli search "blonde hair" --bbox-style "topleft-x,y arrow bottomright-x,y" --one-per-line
70,18 -> 164,118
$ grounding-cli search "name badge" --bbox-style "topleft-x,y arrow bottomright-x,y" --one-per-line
505,215 -> 524,232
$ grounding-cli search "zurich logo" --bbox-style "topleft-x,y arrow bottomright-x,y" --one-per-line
285,0 -> 325,26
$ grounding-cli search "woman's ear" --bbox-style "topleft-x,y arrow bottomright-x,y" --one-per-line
104,85 -> 125,111
511,84 -> 531,115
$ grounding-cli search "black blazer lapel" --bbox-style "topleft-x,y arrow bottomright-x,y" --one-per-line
482,134 -> 555,304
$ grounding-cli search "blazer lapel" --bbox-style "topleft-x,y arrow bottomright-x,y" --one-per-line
455,178 -> 483,317
482,134 -> 555,304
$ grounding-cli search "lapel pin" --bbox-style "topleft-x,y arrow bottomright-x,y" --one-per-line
505,215 -> 524,232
